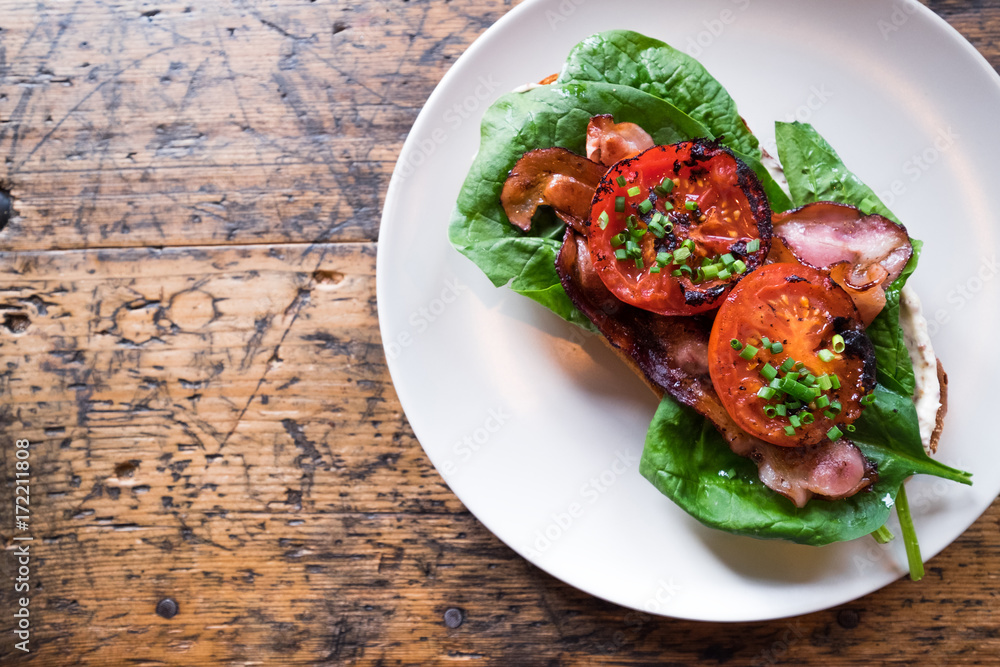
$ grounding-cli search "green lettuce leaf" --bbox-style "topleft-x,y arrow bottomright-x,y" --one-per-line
640,390 -> 970,546
558,30 -> 761,158
449,81 -> 788,327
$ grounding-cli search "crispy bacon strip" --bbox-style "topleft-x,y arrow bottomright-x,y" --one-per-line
500,148 -> 606,235
771,202 -> 912,325
556,229 -> 875,507
585,114 -> 655,166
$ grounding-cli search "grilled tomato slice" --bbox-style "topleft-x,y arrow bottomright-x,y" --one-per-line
587,140 -> 771,316
707,263 -> 877,447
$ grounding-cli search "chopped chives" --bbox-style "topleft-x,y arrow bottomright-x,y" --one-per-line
862,393 -> 877,406
614,249 -> 627,260
775,404 -> 787,416
733,259 -> 747,274
685,200 -> 698,211
764,406 -> 777,419
649,265 -> 661,274
671,269 -> 683,277
830,401 -> 842,413
663,202 -> 674,211
780,358 -> 795,373
817,375 -> 832,391
818,349 -> 834,363
638,199 -> 653,214
673,247 -> 691,261
800,412 -> 815,425
872,524 -> 894,544
830,374 -> 841,389
682,238 -> 695,250
611,233 -> 627,246
597,210 -> 610,229
760,363 -> 778,382
785,372 -> 800,382
815,395 -> 830,409
746,239 -> 760,253
789,414 -> 801,428
739,344 -> 759,361
730,339 -> 743,351
803,373 -> 816,386
720,253 -> 735,266
786,400 -> 802,410
784,425 -> 796,436
648,223 -> 665,238
657,251 -> 671,265
615,197 -> 625,212
627,185 -> 642,197
757,386 -> 777,400
717,268 -> 731,281
634,257 -> 644,270
656,177 -> 674,194
781,378 -> 814,402
616,175 -> 627,187
770,341 -> 783,354
845,423 -> 856,432
832,334 -> 846,353
761,336 -> 771,349
703,265 -> 719,279
769,377 -> 782,389
663,222 -> 674,233
823,409 -> 836,419
827,425 -> 843,441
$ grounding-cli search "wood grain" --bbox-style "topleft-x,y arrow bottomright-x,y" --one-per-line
0,0 -> 998,665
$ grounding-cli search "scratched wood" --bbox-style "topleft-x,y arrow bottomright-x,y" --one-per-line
0,0 -> 510,251
0,0 -> 999,666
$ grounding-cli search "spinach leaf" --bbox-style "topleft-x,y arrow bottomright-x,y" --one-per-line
640,390 -> 970,546
775,121 -> 917,392
775,121 -> 897,222
449,81 -> 788,326
851,385 -> 970,485
558,30 -> 761,159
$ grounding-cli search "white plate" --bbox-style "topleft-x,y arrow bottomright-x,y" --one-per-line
377,0 -> 1000,621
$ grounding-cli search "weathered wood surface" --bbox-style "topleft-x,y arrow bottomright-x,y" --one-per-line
0,0 -> 997,665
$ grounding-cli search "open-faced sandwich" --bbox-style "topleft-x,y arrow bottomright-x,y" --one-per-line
449,30 -> 971,578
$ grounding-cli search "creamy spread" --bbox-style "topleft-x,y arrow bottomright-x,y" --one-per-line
900,284 -> 940,453
512,82 -> 545,94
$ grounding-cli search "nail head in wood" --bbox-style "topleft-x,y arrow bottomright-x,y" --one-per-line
837,608 -> 859,629
156,598 -> 179,619
443,607 -> 464,628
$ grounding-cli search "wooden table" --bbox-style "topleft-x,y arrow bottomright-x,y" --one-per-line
0,1 -> 997,664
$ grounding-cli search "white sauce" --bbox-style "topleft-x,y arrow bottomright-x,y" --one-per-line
899,284 -> 940,453
511,82 -> 545,94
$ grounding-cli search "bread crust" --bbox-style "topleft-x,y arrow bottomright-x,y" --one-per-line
930,358 -> 948,454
